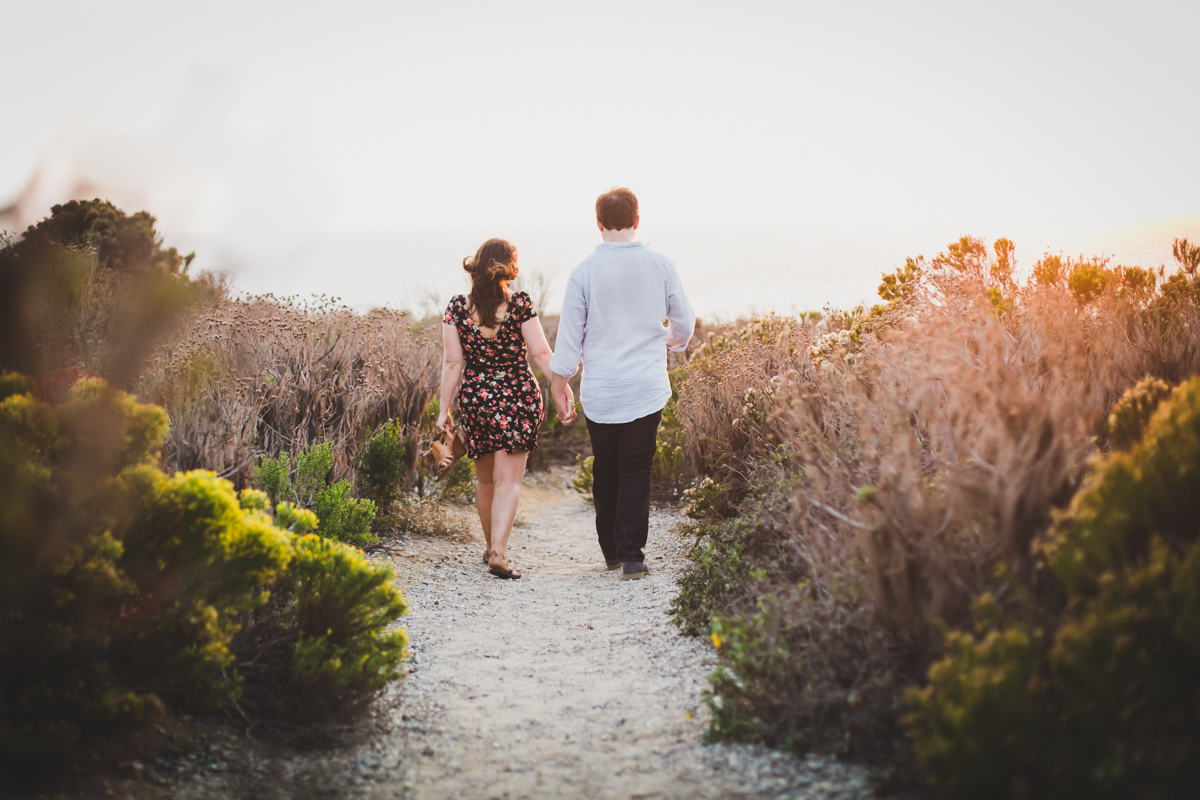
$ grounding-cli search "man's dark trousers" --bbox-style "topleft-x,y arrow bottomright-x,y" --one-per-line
585,409 -> 662,564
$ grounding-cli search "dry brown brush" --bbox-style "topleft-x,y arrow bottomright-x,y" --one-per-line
671,236 -> 1200,775
135,296 -> 440,485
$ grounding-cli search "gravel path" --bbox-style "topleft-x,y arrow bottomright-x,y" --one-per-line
47,470 -> 875,800
364,470 -> 873,800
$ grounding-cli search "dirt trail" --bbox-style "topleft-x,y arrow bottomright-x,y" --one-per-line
365,470 -> 872,800
60,470 -> 873,800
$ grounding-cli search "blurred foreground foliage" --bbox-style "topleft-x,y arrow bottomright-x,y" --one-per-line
256,442 -> 379,547
0,201 -> 411,781
667,235 -> 1200,794
0,199 -> 221,386
907,378 -> 1200,799
0,374 -> 407,773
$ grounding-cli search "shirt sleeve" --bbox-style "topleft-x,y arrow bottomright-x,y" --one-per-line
664,263 -> 695,352
549,274 -> 585,378
443,296 -> 459,326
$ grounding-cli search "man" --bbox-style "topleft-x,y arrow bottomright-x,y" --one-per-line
550,188 -> 695,580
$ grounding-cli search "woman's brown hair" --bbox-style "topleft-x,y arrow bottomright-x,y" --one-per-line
463,238 -> 519,328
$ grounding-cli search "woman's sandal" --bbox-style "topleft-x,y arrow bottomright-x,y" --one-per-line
488,560 -> 521,580
430,429 -> 467,480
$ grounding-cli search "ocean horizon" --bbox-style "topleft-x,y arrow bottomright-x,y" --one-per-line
174,218 -> 1200,320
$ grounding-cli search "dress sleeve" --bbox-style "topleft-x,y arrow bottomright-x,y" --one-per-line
443,296 -> 460,326
517,291 -> 538,323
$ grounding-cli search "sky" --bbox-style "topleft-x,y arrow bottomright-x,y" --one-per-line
2,1 -> 1199,310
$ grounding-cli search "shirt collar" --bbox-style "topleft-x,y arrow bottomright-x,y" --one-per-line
594,241 -> 647,251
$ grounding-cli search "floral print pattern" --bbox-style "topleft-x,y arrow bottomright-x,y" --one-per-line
444,291 -> 543,459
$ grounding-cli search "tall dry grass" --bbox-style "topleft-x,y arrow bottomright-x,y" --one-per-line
673,238 -> 1200,764
135,296 -> 439,485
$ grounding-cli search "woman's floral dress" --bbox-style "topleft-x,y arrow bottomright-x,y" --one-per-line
444,291 -> 543,459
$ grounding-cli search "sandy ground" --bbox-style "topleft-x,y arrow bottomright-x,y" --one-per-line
38,469 -> 874,800
365,469 -> 873,800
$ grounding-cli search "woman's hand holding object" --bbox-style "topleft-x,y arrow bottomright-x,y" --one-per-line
555,386 -> 577,425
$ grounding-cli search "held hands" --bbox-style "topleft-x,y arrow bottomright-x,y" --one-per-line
554,384 -> 578,425
436,409 -> 455,434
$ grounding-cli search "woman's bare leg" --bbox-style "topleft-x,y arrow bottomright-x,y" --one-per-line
474,453 -> 495,557
487,451 -> 528,568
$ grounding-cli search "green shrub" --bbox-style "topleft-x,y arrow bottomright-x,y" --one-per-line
356,419 -> 416,509
255,452 -> 290,506
0,377 -> 290,767
232,533 -> 408,730
906,378 -> 1200,799
274,502 -> 319,534
0,375 -> 408,771
671,513 -> 761,636
1067,257 -> 1113,305
312,479 -> 378,547
878,257 -> 923,303
648,368 -> 691,495
440,454 -> 476,500
904,598 -> 1058,799
1104,376 -> 1171,451
0,199 -> 220,384
671,456 -> 904,761
255,442 -> 379,546
572,454 -> 594,502
700,584 -> 897,761
706,600 -> 797,746
681,477 -> 731,521
239,487 -> 271,512
652,380 -> 689,494
1040,377 -> 1200,593
295,441 -> 334,507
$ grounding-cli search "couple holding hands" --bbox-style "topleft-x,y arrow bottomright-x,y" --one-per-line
435,187 -> 694,580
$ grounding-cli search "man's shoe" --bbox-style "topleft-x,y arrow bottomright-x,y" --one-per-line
605,560 -> 622,571
622,562 -> 649,580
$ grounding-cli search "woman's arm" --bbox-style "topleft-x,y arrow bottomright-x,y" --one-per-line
522,317 -> 575,423
437,322 -> 464,433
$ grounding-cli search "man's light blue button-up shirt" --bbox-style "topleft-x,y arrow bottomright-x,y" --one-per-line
549,241 -> 695,424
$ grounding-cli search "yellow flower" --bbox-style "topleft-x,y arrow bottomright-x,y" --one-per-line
711,632 -> 722,648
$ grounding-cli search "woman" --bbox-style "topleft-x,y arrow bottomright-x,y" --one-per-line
437,238 -> 569,579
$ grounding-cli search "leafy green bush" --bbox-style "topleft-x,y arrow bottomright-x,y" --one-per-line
672,457 -> 904,762
904,597 -> 1058,799
652,375 -> 689,494
1103,376 -> 1171,451
256,451 -> 290,506
440,453 -> 476,500
231,533 -> 408,732
572,454 -> 594,502
0,376 -> 288,767
274,501 -> 319,534
905,378 -> 1200,799
0,374 -> 408,771
356,419 -> 416,509
313,479 -> 379,547
681,477 -> 731,521
1040,378 -> 1200,593
254,442 -> 378,547
0,199 -> 220,384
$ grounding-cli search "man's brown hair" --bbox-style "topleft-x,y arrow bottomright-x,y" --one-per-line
595,187 -> 638,231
